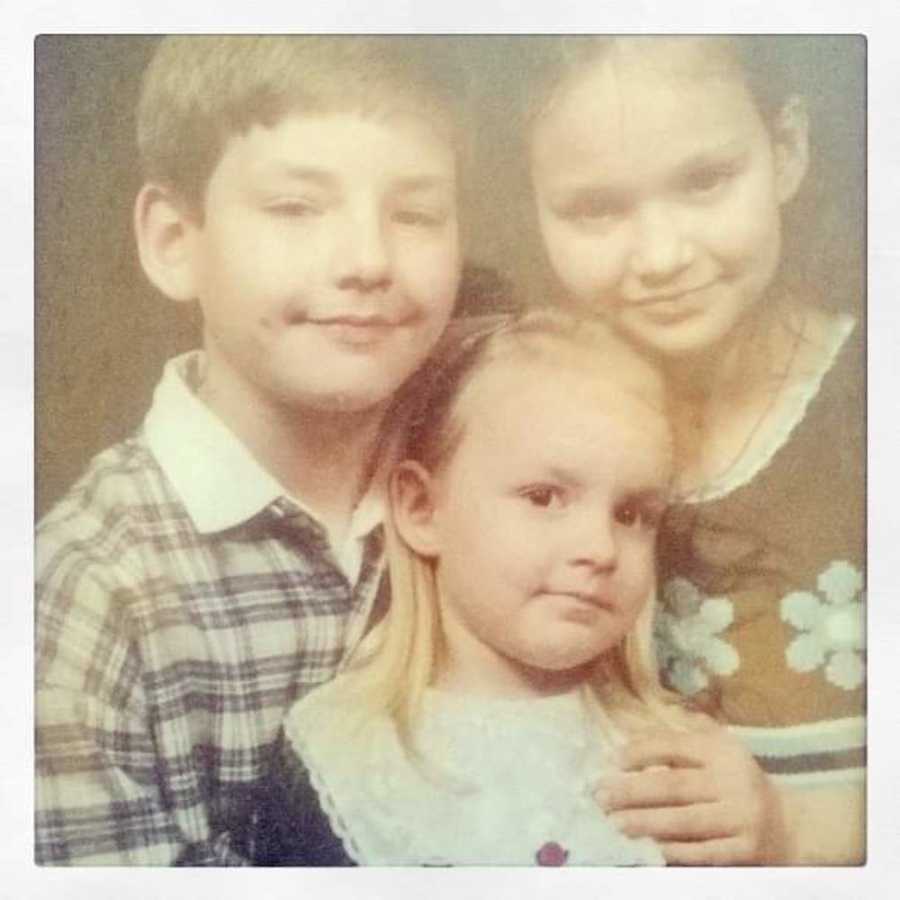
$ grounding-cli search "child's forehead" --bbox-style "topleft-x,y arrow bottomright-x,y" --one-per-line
532,41 -> 761,177
281,88 -> 459,135
462,347 -> 665,425
607,37 -> 740,79
455,356 -> 672,479
548,38 -> 748,121
212,107 -> 459,187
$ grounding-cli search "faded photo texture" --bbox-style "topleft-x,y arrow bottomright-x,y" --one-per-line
35,36 -> 864,867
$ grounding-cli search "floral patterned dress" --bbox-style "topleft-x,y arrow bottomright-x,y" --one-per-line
654,316 -> 865,786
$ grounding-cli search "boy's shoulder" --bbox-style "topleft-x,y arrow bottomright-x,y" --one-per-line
38,349 -> 235,574
36,430 -> 184,581
36,350 -> 213,587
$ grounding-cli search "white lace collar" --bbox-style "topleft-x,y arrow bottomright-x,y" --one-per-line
683,314 -> 855,504
284,687 -> 664,866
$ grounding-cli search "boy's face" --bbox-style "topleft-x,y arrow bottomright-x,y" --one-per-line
428,358 -> 670,693
182,111 -> 460,415
531,39 -> 799,361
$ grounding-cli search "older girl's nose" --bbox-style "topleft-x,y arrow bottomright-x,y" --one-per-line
628,203 -> 694,287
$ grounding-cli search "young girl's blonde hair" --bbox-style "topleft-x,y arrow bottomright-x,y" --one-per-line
315,308 -> 687,748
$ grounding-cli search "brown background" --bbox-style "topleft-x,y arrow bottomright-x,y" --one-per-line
35,35 -> 865,518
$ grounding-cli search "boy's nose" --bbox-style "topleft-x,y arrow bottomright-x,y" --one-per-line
628,203 -> 693,288
336,210 -> 392,292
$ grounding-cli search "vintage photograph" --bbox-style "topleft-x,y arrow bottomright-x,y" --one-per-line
35,34 -> 865,867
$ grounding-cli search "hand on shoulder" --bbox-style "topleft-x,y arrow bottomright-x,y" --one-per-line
597,716 -> 786,865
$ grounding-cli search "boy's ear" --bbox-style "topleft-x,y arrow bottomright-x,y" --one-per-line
134,183 -> 200,303
389,461 -> 442,558
771,95 -> 810,205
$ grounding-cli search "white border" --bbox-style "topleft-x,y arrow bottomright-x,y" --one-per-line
8,1 -> 900,897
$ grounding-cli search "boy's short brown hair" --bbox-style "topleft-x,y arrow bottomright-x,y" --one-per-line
136,35 -> 470,211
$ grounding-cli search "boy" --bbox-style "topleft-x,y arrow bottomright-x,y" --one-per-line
35,35 -> 463,865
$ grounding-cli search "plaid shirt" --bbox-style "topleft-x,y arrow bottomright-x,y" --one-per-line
35,353 -> 386,865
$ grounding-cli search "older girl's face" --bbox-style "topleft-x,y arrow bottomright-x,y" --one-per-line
530,39 -> 806,361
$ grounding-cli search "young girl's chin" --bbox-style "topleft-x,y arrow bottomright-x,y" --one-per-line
507,656 -> 602,696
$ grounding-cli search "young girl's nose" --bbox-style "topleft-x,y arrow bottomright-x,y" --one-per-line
628,203 -> 693,287
567,513 -> 618,573
335,208 -> 393,291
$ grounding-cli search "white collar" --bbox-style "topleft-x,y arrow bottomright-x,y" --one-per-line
684,313 -> 856,503
144,351 -> 386,541
144,352 -> 285,533
285,685 -> 664,866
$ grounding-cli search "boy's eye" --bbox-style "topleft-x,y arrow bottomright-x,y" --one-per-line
520,485 -> 566,509
265,199 -> 321,218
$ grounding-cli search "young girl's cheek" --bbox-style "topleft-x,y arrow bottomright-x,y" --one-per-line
621,529 -> 657,576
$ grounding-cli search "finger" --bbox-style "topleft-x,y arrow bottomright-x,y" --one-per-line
660,836 -> 759,867
609,802 -> 735,842
599,768 -> 718,811
618,733 -> 709,771
620,727 -> 748,772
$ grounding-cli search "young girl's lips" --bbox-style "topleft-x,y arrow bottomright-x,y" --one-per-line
551,593 -> 611,626
544,590 -> 613,611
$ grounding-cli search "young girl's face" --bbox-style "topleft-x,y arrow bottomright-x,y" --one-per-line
425,355 -> 671,694
530,39 -> 803,360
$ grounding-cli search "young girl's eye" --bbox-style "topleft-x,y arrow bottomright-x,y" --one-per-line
614,499 -> 664,530
520,485 -> 566,509
615,501 -> 640,527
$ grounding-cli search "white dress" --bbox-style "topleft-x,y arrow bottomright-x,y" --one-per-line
276,686 -> 665,866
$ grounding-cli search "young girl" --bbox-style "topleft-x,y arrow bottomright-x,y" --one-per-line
244,310 -> 765,866
523,36 -> 864,863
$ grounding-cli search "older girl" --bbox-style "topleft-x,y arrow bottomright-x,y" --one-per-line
524,36 -> 864,864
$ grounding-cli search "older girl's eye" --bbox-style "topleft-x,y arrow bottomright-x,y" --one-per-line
557,190 -> 627,227
681,162 -> 740,197
520,485 -> 565,509
393,208 -> 447,228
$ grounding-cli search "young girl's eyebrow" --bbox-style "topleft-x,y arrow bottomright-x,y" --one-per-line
626,487 -> 668,506
514,463 -> 581,487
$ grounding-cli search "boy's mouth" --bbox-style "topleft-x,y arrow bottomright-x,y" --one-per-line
287,311 -> 411,327
287,311 -> 415,344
